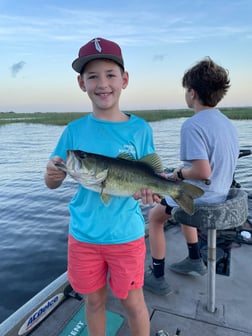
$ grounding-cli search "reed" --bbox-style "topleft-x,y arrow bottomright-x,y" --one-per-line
1,107 -> 252,125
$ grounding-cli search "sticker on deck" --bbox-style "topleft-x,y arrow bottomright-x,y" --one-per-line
59,306 -> 124,336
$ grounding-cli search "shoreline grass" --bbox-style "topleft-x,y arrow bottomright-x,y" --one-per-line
1,107 -> 252,126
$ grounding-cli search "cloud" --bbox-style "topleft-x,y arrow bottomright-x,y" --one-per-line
153,54 -> 166,62
10,61 -> 26,77
1,3 -> 252,50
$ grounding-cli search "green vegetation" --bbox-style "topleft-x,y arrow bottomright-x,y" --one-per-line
1,107 -> 252,126
219,107 -> 252,120
0,112 -> 86,126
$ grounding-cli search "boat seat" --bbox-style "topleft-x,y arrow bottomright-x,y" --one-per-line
172,188 -> 248,313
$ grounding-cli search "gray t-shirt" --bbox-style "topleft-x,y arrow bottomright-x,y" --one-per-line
165,109 -> 239,206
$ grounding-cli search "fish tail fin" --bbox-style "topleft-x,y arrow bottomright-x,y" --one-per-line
182,182 -> 204,200
173,192 -> 194,215
174,183 -> 204,215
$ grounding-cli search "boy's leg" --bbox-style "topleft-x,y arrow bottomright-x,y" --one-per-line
121,288 -> 150,336
169,225 -> 207,276
149,203 -> 170,260
67,235 -> 109,334
85,286 -> 107,336
144,202 -> 172,295
107,237 -> 149,334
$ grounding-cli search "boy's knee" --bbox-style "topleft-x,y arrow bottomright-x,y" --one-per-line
149,205 -> 171,226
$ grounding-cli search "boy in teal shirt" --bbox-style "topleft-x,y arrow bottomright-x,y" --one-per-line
45,37 -> 152,335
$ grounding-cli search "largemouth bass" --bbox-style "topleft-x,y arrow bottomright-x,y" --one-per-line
55,150 -> 204,215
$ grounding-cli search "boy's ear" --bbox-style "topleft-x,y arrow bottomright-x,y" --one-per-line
78,75 -> 86,92
191,88 -> 198,99
122,71 -> 129,89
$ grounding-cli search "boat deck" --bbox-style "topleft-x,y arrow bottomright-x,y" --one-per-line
25,223 -> 252,336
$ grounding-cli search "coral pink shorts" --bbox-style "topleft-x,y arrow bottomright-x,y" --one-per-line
68,235 -> 146,299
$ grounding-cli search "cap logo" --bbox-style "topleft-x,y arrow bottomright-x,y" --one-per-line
92,38 -> 102,53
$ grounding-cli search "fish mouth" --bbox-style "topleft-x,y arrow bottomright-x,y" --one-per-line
67,150 -> 84,171
71,150 -> 87,159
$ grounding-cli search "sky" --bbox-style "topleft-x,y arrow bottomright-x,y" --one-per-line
1,0 -> 252,113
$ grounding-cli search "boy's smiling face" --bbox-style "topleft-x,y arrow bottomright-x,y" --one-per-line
78,59 -> 128,116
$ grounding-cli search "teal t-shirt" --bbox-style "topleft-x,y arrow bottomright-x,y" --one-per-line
50,113 -> 155,244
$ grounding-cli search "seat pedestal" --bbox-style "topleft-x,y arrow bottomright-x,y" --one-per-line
172,188 -> 248,313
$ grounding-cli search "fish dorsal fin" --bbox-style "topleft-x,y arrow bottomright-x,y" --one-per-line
139,153 -> 164,173
117,152 -> 164,174
117,153 -> 135,160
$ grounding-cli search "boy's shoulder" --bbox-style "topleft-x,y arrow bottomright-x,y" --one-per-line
128,113 -> 149,124
68,113 -> 90,127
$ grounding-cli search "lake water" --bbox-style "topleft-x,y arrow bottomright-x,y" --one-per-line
0,118 -> 251,323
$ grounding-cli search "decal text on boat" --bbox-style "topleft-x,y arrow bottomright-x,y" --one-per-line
18,293 -> 64,335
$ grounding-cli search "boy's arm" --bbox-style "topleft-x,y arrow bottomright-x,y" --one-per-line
44,156 -> 66,189
174,159 -> 211,181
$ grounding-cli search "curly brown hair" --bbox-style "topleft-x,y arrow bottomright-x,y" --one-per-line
182,57 -> 230,107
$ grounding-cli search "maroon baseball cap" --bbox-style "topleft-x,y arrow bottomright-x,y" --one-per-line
72,37 -> 124,73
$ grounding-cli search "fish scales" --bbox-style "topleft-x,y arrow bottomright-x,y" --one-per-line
99,158 -> 182,198
55,150 -> 204,215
